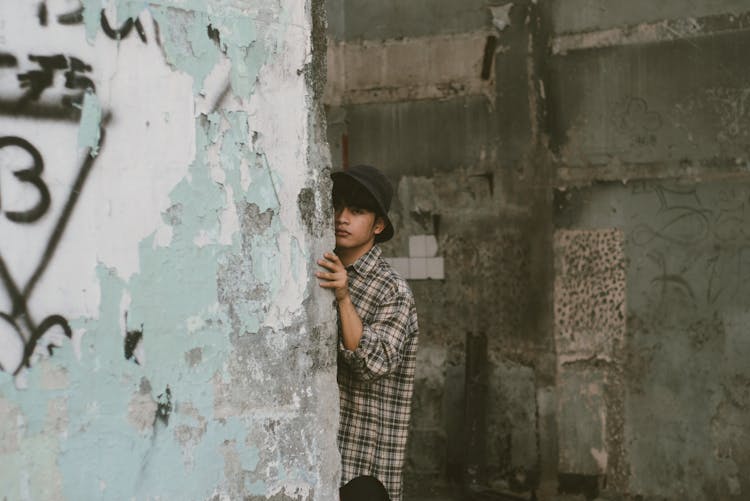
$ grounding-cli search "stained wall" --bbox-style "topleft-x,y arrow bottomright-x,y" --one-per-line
325,0 -> 750,499
0,1 -> 338,499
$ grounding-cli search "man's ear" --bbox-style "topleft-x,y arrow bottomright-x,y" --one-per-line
373,216 -> 385,236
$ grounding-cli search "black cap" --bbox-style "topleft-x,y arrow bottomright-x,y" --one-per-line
331,165 -> 394,243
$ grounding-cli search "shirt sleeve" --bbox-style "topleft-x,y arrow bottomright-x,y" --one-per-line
339,290 -> 413,382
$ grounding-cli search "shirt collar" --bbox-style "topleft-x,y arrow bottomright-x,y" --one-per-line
347,245 -> 381,277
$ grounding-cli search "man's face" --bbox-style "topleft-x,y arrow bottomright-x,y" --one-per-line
334,203 -> 384,251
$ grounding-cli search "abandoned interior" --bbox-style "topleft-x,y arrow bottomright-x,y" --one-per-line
0,1 -> 748,500
324,0 -> 750,500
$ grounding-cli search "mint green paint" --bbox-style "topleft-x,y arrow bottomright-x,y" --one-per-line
149,6 -> 222,94
219,111 -> 251,205
246,478 -> 268,496
80,0 -> 103,41
0,1 -> 326,498
77,91 -> 102,156
220,17 -> 263,97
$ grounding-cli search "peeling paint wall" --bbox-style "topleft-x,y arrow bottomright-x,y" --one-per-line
0,1 -> 338,499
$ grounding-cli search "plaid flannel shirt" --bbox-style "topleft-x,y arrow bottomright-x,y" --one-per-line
337,245 -> 419,501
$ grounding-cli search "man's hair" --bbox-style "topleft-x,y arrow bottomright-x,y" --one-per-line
332,177 -> 384,219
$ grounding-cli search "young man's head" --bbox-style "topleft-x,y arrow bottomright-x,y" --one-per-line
331,165 -> 394,255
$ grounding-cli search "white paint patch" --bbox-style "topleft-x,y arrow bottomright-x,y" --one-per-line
0,316 -> 24,375
127,392 -> 158,435
186,315 -> 206,334
551,15 -> 721,54
490,4 -> 514,32
119,291 -> 132,337
590,447 -> 608,471
72,328 -> 86,361
19,470 -> 30,501
246,21 -> 311,330
195,56 -> 232,116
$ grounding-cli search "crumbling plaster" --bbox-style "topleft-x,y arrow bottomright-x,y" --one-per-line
0,0 -> 338,499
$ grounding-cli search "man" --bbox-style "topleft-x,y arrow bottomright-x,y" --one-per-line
316,165 -> 419,501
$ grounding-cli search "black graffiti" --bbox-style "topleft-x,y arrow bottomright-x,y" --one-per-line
0,136 -> 51,223
155,387 -> 173,426
100,11 -> 147,43
124,327 -> 144,364
207,24 -> 221,47
0,130 -> 105,375
57,6 -> 83,25
17,54 -> 67,101
15,54 -> 95,109
38,2 -> 48,26
47,6 -> 148,44
0,257 -> 72,375
0,53 -> 18,68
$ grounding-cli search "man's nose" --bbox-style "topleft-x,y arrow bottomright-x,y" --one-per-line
335,207 -> 349,222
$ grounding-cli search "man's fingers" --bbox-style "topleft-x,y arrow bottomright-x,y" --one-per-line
317,259 -> 335,271
318,280 -> 343,288
318,257 -> 345,272
324,252 -> 342,264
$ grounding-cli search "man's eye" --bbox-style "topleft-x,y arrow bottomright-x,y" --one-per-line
351,208 -> 364,214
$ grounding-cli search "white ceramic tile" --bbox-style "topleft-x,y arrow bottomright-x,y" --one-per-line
409,235 -> 427,257
424,235 -> 438,257
409,257 -> 428,280
426,257 -> 444,280
389,257 -> 410,278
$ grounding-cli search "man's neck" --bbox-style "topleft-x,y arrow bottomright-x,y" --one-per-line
336,241 -> 375,267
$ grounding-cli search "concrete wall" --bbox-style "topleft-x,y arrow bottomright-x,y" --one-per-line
326,0 -> 750,499
0,1 -> 338,500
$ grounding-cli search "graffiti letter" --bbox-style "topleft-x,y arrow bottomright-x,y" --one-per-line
0,137 -> 50,223
100,11 -> 147,43
17,54 -> 67,101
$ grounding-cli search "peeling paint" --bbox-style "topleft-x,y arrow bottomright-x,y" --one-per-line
0,0 -> 338,499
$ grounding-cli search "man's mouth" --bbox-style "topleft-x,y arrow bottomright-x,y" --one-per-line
335,229 -> 350,236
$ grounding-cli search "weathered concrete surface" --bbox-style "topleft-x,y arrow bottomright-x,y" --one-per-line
329,96 -> 500,177
325,0 -> 750,500
326,0 -> 512,41
556,180 -> 750,500
0,1 -> 338,499
327,2 -> 554,499
552,11 -> 750,54
548,28 -> 750,184
325,32 -> 495,106
550,0 -> 750,35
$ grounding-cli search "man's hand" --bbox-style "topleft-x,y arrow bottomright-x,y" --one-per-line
317,252 -> 350,302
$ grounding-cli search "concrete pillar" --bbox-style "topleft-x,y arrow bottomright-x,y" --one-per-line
0,1 -> 338,499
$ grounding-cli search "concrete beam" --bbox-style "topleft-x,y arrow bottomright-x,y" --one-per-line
325,32 -> 497,105
552,11 -> 750,54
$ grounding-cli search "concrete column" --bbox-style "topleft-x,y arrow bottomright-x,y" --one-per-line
0,1 -> 338,499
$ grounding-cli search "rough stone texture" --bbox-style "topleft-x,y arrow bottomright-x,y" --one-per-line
0,1 -> 338,499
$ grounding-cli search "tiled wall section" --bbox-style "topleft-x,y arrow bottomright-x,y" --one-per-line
384,234 -> 445,280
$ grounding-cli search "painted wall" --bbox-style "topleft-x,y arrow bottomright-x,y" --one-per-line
0,1 -> 338,500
